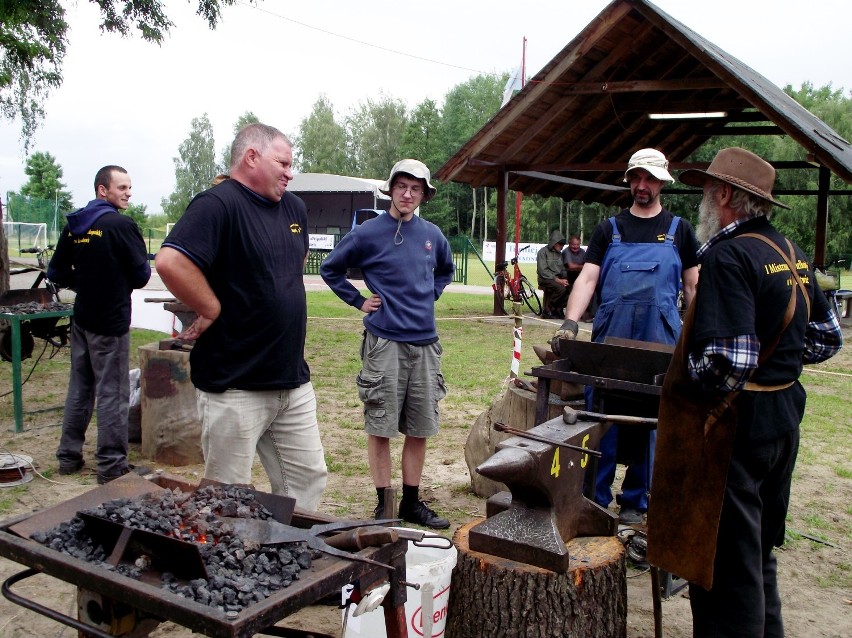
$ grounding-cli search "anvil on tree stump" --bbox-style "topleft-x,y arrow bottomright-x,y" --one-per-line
469,416 -> 617,572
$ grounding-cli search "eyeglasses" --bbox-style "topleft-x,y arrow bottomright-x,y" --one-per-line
392,183 -> 424,196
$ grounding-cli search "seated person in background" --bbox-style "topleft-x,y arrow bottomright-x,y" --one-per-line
562,234 -> 586,285
563,235 -> 596,322
536,229 -> 569,318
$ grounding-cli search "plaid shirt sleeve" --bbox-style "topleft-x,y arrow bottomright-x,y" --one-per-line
688,334 -> 759,392
803,311 -> 844,364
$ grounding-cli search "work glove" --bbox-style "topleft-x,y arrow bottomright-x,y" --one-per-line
550,319 -> 579,356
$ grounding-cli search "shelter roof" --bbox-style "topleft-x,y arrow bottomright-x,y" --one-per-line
435,0 -> 852,206
289,173 -> 390,199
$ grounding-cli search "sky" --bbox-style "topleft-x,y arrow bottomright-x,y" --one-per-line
1,0 -> 850,214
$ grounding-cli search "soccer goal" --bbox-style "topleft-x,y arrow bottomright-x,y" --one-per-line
3,222 -> 48,255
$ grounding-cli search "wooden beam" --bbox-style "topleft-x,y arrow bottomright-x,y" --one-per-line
814,166 -> 830,267
697,125 -> 785,136
556,78 -> 727,94
495,168 -> 508,316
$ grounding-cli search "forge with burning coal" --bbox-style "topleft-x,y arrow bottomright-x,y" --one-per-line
30,483 -> 314,615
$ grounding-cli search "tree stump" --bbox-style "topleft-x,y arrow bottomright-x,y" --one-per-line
465,383 -> 573,498
446,521 -> 626,638
139,343 -> 203,465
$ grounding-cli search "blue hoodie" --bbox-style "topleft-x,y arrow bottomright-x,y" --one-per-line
47,198 -> 151,335
320,213 -> 454,343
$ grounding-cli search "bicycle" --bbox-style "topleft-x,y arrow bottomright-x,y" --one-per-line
493,246 -> 542,316
11,245 -> 62,304
815,258 -> 847,318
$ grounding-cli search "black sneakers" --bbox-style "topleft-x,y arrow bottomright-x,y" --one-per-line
58,460 -> 85,475
399,500 -> 450,530
97,464 -> 153,485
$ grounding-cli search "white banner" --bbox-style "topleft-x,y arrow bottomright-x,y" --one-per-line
481,242 -> 543,264
309,234 -> 335,250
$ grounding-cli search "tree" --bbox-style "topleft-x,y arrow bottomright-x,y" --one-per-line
295,95 -> 351,174
220,110 -> 260,172
1,1 -> 242,149
426,74 -> 506,236
400,99 -> 444,170
124,202 -> 148,228
161,114 -> 218,222
347,94 -> 408,179
18,151 -> 74,211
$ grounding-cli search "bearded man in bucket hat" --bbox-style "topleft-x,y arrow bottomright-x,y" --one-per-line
646,147 -> 842,637
321,159 -> 454,529
552,148 -> 700,525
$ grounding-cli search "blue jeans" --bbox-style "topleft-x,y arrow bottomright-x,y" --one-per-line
197,383 -> 328,511
55,322 -> 130,478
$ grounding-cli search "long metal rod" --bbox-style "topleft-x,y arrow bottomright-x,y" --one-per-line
493,422 -> 602,457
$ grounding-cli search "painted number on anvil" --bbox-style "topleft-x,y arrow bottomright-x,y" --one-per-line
580,434 -> 590,468
550,448 -> 561,477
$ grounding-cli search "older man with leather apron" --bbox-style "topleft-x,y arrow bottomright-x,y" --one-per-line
553,148 -> 700,524
647,148 -> 843,637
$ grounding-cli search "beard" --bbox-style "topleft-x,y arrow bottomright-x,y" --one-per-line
697,197 -> 723,244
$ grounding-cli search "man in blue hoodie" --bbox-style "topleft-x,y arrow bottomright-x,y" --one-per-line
48,165 -> 151,484
321,159 -> 454,529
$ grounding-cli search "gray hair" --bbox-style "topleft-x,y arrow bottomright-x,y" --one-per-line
707,180 -> 773,220
229,123 -> 291,171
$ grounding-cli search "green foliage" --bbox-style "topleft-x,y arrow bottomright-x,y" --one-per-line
346,93 -> 408,179
18,151 -> 74,211
400,98 -> 445,169
161,113 -> 218,222
124,202 -> 147,227
294,95 -> 351,174
1,1 -> 239,149
0,1 -> 67,149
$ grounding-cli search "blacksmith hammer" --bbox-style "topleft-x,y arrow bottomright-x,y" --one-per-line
563,406 -> 658,428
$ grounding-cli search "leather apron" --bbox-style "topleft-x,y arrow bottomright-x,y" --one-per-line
646,233 -> 808,590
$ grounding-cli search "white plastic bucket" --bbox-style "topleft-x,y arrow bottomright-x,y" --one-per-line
342,528 -> 457,638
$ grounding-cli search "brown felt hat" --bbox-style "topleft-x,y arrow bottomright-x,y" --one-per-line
679,147 -> 790,209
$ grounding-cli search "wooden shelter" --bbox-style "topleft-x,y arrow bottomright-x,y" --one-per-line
435,0 -> 852,279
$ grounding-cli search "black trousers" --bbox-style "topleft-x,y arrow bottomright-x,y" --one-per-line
689,428 -> 799,637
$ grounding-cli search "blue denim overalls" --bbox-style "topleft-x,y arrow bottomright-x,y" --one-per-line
589,216 -> 684,511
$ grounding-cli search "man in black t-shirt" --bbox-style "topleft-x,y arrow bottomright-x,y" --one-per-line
50,165 -> 151,484
156,123 -> 327,511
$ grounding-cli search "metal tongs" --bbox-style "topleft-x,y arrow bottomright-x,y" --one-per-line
217,517 -> 449,571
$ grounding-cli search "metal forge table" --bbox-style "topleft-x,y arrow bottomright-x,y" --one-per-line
0,473 -> 410,637
0,305 -> 74,433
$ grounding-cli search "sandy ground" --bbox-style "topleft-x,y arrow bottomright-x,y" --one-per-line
0,274 -> 849,637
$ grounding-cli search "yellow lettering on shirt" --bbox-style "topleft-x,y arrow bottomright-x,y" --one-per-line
764,262 -> 790,275
290,223 -> 302,234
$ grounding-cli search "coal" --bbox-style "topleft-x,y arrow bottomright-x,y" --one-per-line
32,484 -> 314,615
0,301 -> 72,315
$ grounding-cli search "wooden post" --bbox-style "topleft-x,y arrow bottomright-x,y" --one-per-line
447,522 -> 627,638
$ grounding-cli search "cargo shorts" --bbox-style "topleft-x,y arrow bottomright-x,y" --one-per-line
356,331 -> 448,438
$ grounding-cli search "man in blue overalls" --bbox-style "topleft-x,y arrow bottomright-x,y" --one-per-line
552,148 -> 700,524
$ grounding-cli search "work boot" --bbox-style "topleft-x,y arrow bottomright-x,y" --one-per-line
58,459 -> 85,475
399,500 -> 450,530
618,508 -> 644,525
